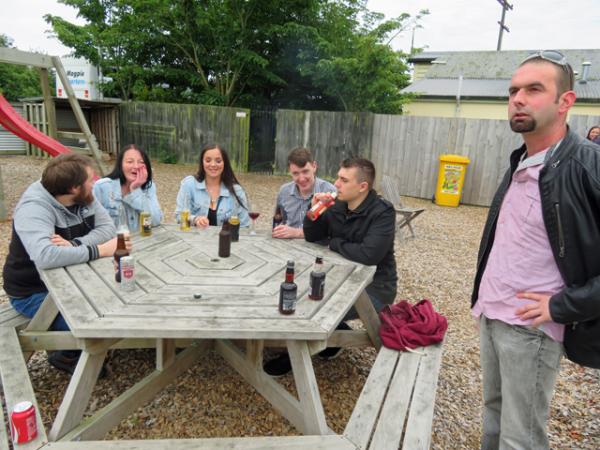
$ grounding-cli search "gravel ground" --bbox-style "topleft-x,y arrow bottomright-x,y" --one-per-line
1,155 -> 599,448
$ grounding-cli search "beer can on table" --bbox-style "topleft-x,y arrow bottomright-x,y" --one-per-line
10,401 -> 37,444
120,256 -> 136,291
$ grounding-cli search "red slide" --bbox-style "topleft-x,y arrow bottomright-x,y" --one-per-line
0,93 -> 70,157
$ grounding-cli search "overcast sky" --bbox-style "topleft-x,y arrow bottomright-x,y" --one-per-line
1,0 -> 599,57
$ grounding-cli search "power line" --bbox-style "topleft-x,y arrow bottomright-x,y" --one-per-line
496,0 -> 513,51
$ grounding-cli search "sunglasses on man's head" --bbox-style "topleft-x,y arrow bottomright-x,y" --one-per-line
521,50 -> 574,87
522,50 -> 568,66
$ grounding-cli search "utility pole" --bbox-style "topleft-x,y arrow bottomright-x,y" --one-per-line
496,0 -> 513,51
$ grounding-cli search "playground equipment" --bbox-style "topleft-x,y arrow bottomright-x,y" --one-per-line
0,47 -> 107,175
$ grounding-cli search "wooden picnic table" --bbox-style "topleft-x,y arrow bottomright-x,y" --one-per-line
34,224 -> 380,443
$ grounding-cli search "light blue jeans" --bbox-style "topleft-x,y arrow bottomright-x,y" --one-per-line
479,316 -> 563,450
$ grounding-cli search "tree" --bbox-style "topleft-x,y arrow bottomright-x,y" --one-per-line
0,35 -> 44,101
292,1 -> 428,113
45,0 -> 424,113
45,0 -> 177,101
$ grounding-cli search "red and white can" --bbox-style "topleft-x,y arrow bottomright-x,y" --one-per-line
10,401 -> 37,444
120,256 -> 136,291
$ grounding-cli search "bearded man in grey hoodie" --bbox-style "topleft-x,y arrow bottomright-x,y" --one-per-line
2,153 -> 117,374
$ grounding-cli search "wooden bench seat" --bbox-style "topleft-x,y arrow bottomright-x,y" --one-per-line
35,435 -> 356,449
0,326 -> 47,450
343,343 -> 443,450
0,302 -> 30,329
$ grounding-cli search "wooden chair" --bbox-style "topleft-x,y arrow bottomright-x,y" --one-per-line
380,175 -> 425,238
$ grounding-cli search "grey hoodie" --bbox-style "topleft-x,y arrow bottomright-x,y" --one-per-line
3,180 -> 116,297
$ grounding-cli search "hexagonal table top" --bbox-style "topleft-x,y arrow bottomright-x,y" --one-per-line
41,225 -> 375,340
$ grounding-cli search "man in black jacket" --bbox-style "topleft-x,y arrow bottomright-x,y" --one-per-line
263,157 -> 397,376
304,157 -> 397,310
472,51 -> 600,450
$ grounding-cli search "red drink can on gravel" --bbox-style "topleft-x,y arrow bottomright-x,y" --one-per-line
11,401 -> 37,444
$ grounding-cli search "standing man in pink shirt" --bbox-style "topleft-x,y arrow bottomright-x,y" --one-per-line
471,51 -> 600,450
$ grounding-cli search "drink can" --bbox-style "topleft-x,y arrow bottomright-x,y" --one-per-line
180,209 -> 190,231
120,256 -> 136,291
11,401 -> 37,444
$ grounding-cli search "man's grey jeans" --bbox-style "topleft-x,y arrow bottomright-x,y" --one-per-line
479,316 -> 563,450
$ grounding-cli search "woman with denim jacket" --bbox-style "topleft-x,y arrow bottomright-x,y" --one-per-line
175,144 -> 250,228
93,144 -> 163,231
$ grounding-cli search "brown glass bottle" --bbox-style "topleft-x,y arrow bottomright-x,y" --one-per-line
218,222 -> 231,257
272,206 -> 283,229
114,233 -> 129,282
279,260 -> 297,315
309,256 -> 325,300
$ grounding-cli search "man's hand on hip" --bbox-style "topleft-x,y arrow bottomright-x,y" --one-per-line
515,292 -> 553,326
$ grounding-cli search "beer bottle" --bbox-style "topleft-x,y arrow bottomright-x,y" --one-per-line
309,256 -> 326,300
218,222 -> 231,257
279,260 -> 297,315
140,194 -> 152,237
306,192 -> 337,221
114,232 -> 130,282
272,205 -> 283,229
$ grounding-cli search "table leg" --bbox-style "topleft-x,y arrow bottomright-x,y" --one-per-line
216,340 -> 333,435
23,293 -> 60,361
354,291 -> 382,350
156,338 -> 176,370
49,349 -> 108,441
246,339 -> 263,369
25,293 -> 59,331
287,340 -> 329,435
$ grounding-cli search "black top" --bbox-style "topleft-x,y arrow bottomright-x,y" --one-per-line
303,189 -> 397,305
208,208 -> 217,226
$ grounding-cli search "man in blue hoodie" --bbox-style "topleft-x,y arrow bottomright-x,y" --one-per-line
2,153 -> 116,374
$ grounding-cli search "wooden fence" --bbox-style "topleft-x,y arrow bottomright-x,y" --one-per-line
275,110 -> 600,206
119,102 -> 250,170
91,107 -> 119,155
24,103 -> 51,158
274,109 -> 373,177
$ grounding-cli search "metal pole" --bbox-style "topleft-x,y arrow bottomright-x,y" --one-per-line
497,5 -> 507,51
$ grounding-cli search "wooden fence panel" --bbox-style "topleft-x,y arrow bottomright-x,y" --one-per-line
91,108 -> 119,155
119,102 -> 250,170
353,113 -> 600,207
274,110 -> 373,178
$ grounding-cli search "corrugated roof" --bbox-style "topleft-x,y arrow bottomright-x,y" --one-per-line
404,49 -> 600,101
402,78 -> 600,101
409,49 -> 600,80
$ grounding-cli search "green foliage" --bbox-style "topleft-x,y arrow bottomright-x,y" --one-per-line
0,35 -> 44,101
45,1 -> 426,113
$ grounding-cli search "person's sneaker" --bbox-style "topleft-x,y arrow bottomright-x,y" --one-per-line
48,351 -> 108,379
318,321 -> 352,360
263,353 -> 292,377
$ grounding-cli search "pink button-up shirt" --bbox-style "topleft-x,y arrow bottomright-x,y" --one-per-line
473,149 -> 565,342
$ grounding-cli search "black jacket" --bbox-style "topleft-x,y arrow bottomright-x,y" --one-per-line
472,128 -> 600,368
303,190 -> 397,304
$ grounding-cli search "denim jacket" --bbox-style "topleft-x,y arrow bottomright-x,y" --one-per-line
175,176 -> 250,227
93,177 -> 163,232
